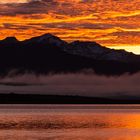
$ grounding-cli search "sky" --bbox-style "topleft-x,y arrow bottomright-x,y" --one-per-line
0,0 -> 140,54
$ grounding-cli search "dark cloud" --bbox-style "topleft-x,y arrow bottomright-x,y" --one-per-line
110,31 -> 140,37
2,23 -> 33,30
0,72 -> 140,98
0,0 -> 94,16
0,0 -> 58,16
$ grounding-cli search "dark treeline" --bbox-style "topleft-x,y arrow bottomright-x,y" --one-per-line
0,93 -> 139,104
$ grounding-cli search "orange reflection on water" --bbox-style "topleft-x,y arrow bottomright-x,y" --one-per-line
0,110 -> 139,139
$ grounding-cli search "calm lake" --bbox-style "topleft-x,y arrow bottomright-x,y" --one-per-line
0,104 -> 140,140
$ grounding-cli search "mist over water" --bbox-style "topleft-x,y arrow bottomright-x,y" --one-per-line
0,71 -> 140,98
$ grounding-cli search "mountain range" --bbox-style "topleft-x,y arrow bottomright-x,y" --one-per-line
0,33 -> 140,75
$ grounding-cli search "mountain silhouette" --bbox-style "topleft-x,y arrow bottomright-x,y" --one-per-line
0,33 -> 140,76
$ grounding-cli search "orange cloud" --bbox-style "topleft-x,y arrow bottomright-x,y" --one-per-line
0,0 -> 140,54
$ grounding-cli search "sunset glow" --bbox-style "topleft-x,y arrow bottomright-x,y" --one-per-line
0,0 -> 140,54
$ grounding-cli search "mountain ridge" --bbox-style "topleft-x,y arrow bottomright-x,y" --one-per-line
0,33 -> 140,75
0,33 -> 138,55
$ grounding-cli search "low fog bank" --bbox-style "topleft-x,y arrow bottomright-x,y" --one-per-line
0,72 -> 140,98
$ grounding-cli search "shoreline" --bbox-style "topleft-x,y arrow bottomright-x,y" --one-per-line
0,93 -> 139,104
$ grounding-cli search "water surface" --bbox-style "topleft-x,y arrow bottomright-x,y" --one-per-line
0,104 -> 139,140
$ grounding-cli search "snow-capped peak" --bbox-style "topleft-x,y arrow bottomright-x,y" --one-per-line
37,33 -> 66,47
